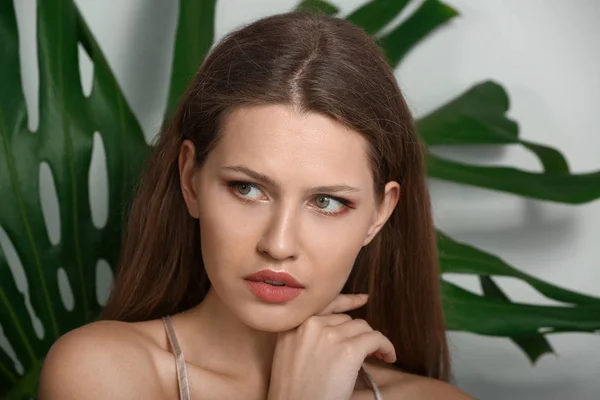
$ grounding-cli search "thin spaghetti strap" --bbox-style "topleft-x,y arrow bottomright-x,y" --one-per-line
362,364 -> 383,400
162,315 -> 191,400
161,316 -> 375,400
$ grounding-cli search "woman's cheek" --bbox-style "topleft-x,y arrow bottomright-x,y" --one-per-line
309,255 -> 359,310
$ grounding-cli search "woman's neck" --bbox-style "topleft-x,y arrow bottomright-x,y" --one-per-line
179,288 -> 277,384
173,288 -> 374,396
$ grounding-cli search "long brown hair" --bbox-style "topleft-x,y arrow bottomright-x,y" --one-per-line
102,11 -> 450,381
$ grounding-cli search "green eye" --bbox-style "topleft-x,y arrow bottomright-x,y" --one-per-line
228,181 -> 264,200
315,196 -> 330,209
312,195 -> 352,215
236,183 -> 252,195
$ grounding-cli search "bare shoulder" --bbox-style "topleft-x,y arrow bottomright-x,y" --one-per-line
38,320 -> 165,400
365,361 -> 474,400
385,375 -> 474,399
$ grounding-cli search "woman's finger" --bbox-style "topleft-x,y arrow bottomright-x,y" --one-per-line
330,318 -> 372,338
318,294 -> 368,316
350,331 -> 397,364
313,313 -> 353,327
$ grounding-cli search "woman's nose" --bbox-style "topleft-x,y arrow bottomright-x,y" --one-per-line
256,202 -> 300,261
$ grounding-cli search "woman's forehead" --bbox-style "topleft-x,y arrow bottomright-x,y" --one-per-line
208,104 -> 373,185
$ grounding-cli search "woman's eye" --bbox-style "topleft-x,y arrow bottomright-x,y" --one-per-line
313,196 -> 347,214
230,182 -> 263,200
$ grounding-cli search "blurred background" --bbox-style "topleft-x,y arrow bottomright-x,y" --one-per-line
2,0 -> 600,399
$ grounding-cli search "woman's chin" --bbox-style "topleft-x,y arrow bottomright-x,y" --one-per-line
237,304 -> 313,333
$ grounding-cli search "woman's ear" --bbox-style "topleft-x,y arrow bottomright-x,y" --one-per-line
178,139 -> 200,219
362,181 -> 400,246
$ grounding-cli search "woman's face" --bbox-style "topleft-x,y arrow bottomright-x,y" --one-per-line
180,104 -> 399,332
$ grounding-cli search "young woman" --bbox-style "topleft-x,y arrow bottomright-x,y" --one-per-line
39,11 -> 473,400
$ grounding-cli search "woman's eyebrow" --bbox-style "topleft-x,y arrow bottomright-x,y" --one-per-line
221,165 -> 361,194
309,184 -> 361,194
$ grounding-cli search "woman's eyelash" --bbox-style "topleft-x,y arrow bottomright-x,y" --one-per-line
325,196 -> 354,209
226,181 -> 263,199
226,181 -> 257,190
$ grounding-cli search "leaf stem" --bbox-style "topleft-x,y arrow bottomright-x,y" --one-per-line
117,94 -> 128,237
0,358 -> 18,385
0,289 -> 38,366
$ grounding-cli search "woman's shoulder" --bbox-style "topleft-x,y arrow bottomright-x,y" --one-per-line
38,319 -> 167,400
365,361 -> 474,400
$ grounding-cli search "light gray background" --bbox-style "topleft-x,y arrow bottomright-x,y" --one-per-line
3,0 -> 600,399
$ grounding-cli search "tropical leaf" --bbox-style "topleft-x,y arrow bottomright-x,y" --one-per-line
427,153 -> 600,204
479,276 -> 555,364
0,0 -> 148,397
295,0 -> 339,15
378,0 -> 459,67
438,231 -> 600,305
0,249 -> 37,393
443,281 -> 600,336
417,81 -> 570,174
440,231 -> 600,361
2,363 -> 40,400
415,76 -> 600,203
346,0 -> 410,36
165,0 -> 218,121
418,81 -> 521,147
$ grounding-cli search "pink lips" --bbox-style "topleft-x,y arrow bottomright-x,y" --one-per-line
244,270 -> 304,303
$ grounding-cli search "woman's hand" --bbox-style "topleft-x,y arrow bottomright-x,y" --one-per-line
267,294 -> 397,400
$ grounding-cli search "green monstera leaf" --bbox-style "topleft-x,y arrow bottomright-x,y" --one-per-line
1,0 -> 600,398
0,0 -> 149,397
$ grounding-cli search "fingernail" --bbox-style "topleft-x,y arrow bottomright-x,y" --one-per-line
360,294 -> 369,300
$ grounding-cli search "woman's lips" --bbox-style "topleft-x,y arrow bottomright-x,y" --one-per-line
244,281 -> 302,303
244,270 -> 304,288
244,270 -> 304,303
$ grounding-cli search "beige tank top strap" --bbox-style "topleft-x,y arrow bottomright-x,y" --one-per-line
162,315 -> 382,400
162,315 -> 191,400
362,364 -> 384,400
